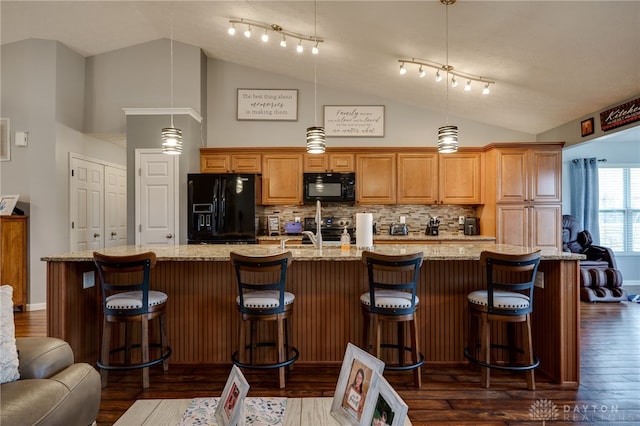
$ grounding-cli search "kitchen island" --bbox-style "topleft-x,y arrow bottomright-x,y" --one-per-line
43,243 -> 583,385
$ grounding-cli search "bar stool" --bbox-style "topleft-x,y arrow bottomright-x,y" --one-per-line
464,250 -> 541,390
360,250 -> 424,388
230,251 -> 299,389
93,251 -> 171,389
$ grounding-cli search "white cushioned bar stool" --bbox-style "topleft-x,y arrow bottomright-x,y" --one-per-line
93,251 -> 171,389
230,251 -> 299,389
361,250 -> 424,388
464,250 -> 541,390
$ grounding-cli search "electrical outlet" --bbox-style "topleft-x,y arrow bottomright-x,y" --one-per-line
400,216 -> 406,224
459,215 -> 465,225
295,217 -> 300,223
82,271 -> 95,289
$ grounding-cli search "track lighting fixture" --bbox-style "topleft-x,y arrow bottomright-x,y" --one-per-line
399,57 -> 495,94
228,18 -> 324,55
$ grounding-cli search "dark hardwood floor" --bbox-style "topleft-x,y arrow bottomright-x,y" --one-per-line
15,298 -> 640,425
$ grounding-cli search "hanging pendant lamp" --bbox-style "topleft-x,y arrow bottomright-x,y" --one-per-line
306,0 -> 325,154
437,0 -> 459,153
162,16 -> 183,155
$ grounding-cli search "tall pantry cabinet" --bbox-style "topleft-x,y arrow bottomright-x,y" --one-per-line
478,143 -> 563,250
0,215 -> 28,309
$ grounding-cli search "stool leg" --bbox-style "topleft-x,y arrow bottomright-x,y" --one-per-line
372,314 -> 382,358
480,313 -> 490,388
285,317 -> 294,372
362,310 -> 370,352
100,319 -> 112,388
523,315 -> 536,390
124,322 -> 131,366
397,322 -> 405,367
277,314 -> 286,389
160,314 -> 169,372
141,317 -> 150,389
410,316 -> 422,388
237,316 -> 246,365
250,320 -> 257,365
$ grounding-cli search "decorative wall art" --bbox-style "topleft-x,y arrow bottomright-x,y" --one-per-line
237,89 -> 298,121
324,105 -> 385,137
0,119 -> 9,161
581,117 -> 594,137
599,96 -> 640,131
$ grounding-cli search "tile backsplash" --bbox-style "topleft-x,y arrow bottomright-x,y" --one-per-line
258,203 -> 476,236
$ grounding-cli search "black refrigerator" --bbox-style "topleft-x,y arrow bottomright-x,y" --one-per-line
187,173 -> 257,244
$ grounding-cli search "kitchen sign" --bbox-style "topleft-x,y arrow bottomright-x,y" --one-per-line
324,105 -> 385,137
237,89 -> 298,121
599,96 -> 640,131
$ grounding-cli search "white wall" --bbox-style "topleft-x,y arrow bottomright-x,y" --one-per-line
206,59 -> 535,148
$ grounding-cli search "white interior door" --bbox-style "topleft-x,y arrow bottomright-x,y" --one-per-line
104,165 -> 127,248
136,149 -> 179,246
70,156 -> 104,251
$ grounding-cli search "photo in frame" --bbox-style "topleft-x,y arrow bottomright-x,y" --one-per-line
215,365 -> 250,426
330,342 -> 385,425
237,89 -> 298,121
361,373 -> 408,426
324,105 -> 385,137
581,117 -> 594,137
0,195 -> 19,216
0,118 -> 9,161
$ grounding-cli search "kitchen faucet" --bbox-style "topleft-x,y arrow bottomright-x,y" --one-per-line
302,200 -> 323,249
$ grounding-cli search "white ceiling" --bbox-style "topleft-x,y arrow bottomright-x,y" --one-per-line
2,0 -> 640,136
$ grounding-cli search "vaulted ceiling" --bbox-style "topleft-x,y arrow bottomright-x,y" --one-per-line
2,1 -> 639,136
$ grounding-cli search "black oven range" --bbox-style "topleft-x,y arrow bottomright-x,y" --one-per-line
302,216 -> 355,244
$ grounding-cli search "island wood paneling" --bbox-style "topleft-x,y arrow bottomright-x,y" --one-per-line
46,256 -> 579,385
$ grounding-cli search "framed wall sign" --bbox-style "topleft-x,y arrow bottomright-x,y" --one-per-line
324,105 -> 385,137
237,89 -> 298,121
581,117 -> 594,137
0,118 -> 9,161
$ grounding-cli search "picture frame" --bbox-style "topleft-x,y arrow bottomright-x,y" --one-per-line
0,118 -> 9,161
330,343 -> 385,425
215,365 -> 250,426
237,89 -> 298,121
581,117 -> 594,137
324,105 -> 385,137
0,194 -> 19,216
361,373 -> 408,426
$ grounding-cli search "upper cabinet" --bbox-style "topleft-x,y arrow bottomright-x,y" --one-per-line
200,152 -> 261,173
397,153 -> 438,204
356,153 -> 397,204
303,153 -> 354,173
262,153 -> 303,205
496,148 -> 561,203
438,152 -> 483,204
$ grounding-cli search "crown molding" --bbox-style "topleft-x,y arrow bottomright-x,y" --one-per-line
122,108 -> 202,123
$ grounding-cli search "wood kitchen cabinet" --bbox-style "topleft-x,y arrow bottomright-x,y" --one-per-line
0,216 -> 28,310
356,153 -> 396,204
438,152 -> 483,204
303,153 -> 354,172
479,143 -> 564,250
397,153 -> 438,204
261,154 -> 303,205
200,152 -> 261,173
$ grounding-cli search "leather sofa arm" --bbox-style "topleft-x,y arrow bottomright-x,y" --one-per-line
16,337 -> 74,380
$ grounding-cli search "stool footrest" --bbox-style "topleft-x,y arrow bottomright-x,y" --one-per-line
374,343 -> 425,371
231,346 -> 299,370
464,345 -> 539,371
97,344 -> 172,371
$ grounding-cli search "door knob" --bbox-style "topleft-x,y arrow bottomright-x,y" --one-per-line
111,232 -> 117,237
93,233 -> 100,238
166,234 -> 173,239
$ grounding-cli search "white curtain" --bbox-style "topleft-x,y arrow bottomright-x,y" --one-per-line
570,158 -> 600,243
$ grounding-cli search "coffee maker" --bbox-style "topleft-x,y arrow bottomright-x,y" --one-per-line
464,217 -> 480,235
426,216 -> 440,236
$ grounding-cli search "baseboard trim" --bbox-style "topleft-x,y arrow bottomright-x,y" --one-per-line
26,302 -> 46,311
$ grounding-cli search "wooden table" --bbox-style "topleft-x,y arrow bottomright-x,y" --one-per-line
113,397 -> 413,425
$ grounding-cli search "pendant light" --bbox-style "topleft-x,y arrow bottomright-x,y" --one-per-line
162,15 -> 183,155
437,0 -> 459,153
306,0 -> 325,154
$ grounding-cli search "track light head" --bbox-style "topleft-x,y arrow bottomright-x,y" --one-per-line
261,30 -> 269,42
464,80 -> 471,91
228,23 -> 236,36
482,83 -> 490,95
312,42 -> 319,55
399,63 -> 407,75
296,40 -> 304,53
418,66 -> 426,78
280,35 -> 287,47
435,69 -> 442,82
451,76 -> 458,87
244,25 -> 252,38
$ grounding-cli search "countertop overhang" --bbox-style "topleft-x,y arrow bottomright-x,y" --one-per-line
42,243 -> 585,262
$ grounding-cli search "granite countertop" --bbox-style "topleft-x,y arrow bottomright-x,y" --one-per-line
42,243 -> 584,262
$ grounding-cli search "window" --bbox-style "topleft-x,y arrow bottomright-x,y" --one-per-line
598,167 -> 640,253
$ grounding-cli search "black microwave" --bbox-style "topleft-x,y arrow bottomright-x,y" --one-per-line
303,173 -> 356,203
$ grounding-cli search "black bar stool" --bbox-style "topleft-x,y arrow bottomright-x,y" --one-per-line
464,250 -> 541,390
360,250 -> 424,388
93,251 -> 171,389
230,251 -> 299,389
